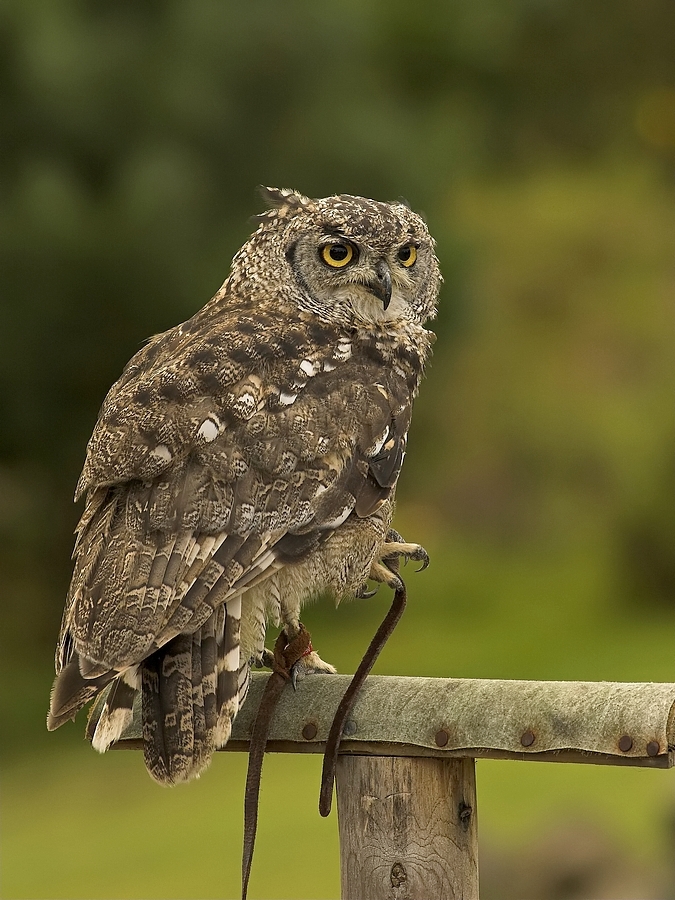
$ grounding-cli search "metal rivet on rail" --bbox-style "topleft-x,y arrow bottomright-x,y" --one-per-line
435,729 -> 449,747
342,719 -> 357,737
520,730 -> 535,747
647,740 -> 660,757
618,735 -> 633,752
301,722 -> 318,741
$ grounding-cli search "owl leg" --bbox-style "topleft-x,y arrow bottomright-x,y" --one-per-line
250,628 -> 335,687
291,646 -> 338,688
277,617 -> 337,689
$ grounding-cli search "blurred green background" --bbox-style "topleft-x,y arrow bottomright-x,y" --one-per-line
2,2 -> 675,898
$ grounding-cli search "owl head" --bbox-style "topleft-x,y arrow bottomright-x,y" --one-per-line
233,187 -> 441,328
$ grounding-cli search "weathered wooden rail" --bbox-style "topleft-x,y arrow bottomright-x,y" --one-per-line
93,674 -> 675,899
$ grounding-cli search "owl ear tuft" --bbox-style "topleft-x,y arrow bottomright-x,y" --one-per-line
256,186 -> 313,219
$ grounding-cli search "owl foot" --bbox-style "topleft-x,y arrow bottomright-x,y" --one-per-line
360,528 -> 429,594
381,527 -> 430,571
252,649 -> 276,669
278,621 -> 337,689
290,649 -> 337,690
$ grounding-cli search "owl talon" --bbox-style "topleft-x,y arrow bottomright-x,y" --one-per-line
416,555 -> 429,573
369,561 -> 405,592
355,583 -> 379,599
369,531 -> 429,589
381,540 -> 429,570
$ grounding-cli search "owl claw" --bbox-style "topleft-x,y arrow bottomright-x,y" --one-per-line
370,531 -> 429,589
415,550 -> 430,572
356,583 -> 379,599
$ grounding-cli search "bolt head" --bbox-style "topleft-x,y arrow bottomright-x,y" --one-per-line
520,730 -> 535,747
302,722 -> 318,741
343,719 -> 357,737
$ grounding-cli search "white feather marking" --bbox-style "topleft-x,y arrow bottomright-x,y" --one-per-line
333,347 -> 351,363
198,417 -> 220,442
92,706 -> 133,753
321,505 -> 353,529
323,360 -> 336,372
220,646 -> 240,673
121,665 -> 140,690
299,359 -> 318,377
214,717 -> 232,749
194,535 -> 217,564
149,444 -> 172,463
185,540 -> 201,568
369,427 -> 390,457
279,391 -> 297,406
227,595 -> 242,620
235,392 -> 256,416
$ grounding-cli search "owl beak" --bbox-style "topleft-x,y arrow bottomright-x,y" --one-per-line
368,260 -> 393,310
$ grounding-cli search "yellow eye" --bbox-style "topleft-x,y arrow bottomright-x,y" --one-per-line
320,242 -> 354,268
397,244 -> 417,267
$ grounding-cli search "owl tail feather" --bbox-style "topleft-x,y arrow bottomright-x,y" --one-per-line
47,651 -> 117,731
141,599 -> 244,785
90,667 -> 140,752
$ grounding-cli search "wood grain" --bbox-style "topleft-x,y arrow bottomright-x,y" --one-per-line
336,755 -> 479,900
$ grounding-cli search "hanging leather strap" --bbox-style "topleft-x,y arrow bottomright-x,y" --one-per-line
319,581 -> 407,817
241,580 -> 408,897
241,625 -> 311,900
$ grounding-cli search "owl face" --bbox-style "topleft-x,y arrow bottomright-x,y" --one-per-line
247,189 -> 441,328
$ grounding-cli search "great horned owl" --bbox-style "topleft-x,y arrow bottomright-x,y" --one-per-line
47,188 -> 441,784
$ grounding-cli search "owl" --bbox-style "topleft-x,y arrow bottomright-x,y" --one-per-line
47,188 -> 441,784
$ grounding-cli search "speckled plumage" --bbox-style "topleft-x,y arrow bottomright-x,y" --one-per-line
47,188 -> 441,784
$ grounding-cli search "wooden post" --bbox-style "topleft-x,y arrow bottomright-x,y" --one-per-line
336,755 -> 479,900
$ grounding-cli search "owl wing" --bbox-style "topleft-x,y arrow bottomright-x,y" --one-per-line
49,309 -> 417,782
